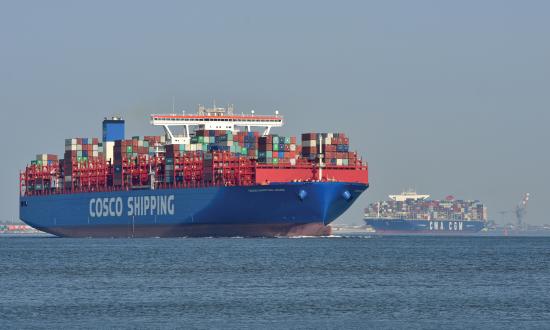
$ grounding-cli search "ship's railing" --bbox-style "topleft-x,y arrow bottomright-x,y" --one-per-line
20,158 -> 368,197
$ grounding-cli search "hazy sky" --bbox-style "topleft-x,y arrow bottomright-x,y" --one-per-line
1,1 -> 549,225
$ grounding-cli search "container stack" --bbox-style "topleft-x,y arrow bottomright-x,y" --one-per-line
191,130 -> 260,156
301,133 -> 357,166
26,154 -> 61,192
63,138 -> 105,188
164,146 -> 204,184
365,198 -> 488,221
64,138 -> 103,163
203,151 -> 255,186
234,131 -> 260,158
257,135 -> 297,165
34,154 -> 59,167
113,137 -> 158,186
143,135 -> 166,153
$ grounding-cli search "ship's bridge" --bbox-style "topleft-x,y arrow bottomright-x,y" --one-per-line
389,190 -> 430,202
151,104 -> 283,144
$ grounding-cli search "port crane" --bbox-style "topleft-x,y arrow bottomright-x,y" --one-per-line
515,193 -> 530,228
499,193 -> 530,229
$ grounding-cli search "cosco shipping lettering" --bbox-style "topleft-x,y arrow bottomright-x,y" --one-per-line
88,195 -> 175,218
19,105 -> 369,237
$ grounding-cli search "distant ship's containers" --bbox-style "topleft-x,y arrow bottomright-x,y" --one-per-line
365,198 -> 487,221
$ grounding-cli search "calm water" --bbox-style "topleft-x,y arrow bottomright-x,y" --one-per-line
1,236 -> 549,329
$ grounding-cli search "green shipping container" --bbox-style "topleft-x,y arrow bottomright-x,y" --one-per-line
126,146 -> 132,153
198,136 -> 204,143
273,144 -> 279,151
272,158 -> 279,164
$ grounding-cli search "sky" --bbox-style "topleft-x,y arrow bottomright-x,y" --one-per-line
1,0 -> 549,225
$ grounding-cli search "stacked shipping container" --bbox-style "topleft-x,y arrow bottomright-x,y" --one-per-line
22,130 -> 368,195
63,138 -> 105,189
301,133 -> 358,166
258,135 -> 297,165
365,198 -> 488,221
113,136 -> 161,187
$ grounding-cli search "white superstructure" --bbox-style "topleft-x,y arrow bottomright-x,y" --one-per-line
389,190 -> 430,202
151,104 -> 283,145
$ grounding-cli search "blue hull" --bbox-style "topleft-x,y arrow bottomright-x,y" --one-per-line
364,218 -> 485,235
20,182 -> 368,237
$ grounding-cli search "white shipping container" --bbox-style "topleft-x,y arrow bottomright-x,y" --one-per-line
290,158 -> 296,166
290,144 -> 296,151
336,159 -> 343,166
303,140 -> 316,147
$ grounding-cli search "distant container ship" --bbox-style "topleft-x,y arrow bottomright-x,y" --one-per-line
364,191 -> 487,235
19,104 -> 369,237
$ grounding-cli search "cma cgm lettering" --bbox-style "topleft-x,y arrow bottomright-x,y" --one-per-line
429,221 -> 463,231
89,195 -> 175,218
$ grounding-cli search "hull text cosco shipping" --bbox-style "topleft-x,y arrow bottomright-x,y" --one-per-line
89,195 -> 176,218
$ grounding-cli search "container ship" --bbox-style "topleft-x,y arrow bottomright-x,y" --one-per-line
19,105 -> 369,237
364,191 -> 486,235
